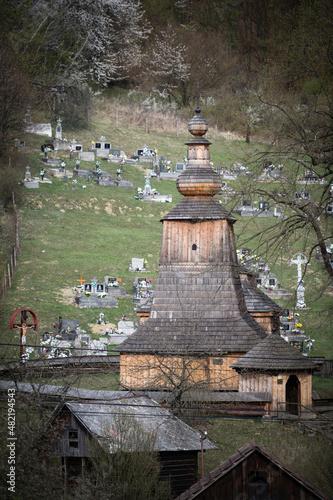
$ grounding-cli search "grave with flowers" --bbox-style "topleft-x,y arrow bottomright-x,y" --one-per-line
133,276 -> 154,303
104,276 -> 127,297
74,276 -> 118,308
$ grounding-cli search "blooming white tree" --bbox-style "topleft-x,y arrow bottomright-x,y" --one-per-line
147,26 -> 191,106
23,0 -> 150,87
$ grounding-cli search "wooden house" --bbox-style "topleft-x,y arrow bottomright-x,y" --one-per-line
118,108 -> 267,393
49,395 -> 217,497
231,334 -> 317,416
176,441 -> 331,500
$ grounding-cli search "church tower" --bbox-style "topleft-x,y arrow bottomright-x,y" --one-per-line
118,108 -> 266,394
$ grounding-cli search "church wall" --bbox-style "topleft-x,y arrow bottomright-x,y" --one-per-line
238,372 -> 273,395
239,372 -> 313,416
209,355 -> 240,390
159,220 -> 237,265
250,313 -> 273,334
120,353 -> 242,391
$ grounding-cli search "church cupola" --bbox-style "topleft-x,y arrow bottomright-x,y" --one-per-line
177,107 -> 222,197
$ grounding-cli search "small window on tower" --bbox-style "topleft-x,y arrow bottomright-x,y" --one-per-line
192,244 -> 197,250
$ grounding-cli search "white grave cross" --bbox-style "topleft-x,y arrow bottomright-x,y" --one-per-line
290,253 -> 308,309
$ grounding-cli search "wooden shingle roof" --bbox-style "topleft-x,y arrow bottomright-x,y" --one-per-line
118,263 -> 267,355
240,271 -> 282,313
162,197 -> 236,223
231,334 -> 317,371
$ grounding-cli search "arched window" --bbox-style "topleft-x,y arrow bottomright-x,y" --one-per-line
192,244 -> 197,250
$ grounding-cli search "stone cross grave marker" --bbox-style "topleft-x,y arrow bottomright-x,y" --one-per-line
290,253 -> 308,309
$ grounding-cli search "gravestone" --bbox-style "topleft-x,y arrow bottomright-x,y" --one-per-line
133,276 -> 153,302
25,123 -> 52,137
117,179 -> 135,189
274,206 -> 282,217
129,258 -> 145,272
25,166 -> 31,180
55,118 -> 62,140
73,168 -> 90,178
24,178 -> 39,188
290,253 -> 308,309
79,151 -> 95,162
104,276 -> 127,297
117,320 -> 135,335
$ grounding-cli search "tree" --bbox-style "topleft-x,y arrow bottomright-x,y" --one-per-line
233,0 -> 333,283
0,49 -> 34,156
146,26 -> 191,107
18,0 -> 150,88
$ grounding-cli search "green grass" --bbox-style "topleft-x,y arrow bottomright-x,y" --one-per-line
0,97 -> 332,365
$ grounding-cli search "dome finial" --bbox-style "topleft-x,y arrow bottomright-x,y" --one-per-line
196,82 -> 201,115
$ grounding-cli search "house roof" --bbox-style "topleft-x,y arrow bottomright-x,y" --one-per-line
60,396 -> 217,453
231,334 -> 317,371
176,441 -> 331,500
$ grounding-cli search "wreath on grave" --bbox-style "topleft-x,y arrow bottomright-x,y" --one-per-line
98,292 -> 107,298
84,291 -> 93,296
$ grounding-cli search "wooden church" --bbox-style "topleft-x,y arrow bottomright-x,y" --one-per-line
118,108 -> 316,413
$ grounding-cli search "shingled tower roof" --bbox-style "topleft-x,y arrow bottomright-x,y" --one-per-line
118,108 -> 266,356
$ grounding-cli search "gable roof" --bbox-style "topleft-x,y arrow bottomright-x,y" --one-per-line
231,334 -> 317,371
57,396 -> 217,453
176,441 -> 331,500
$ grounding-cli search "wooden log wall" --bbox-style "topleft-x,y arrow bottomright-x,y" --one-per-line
159,220 -> 237,265
120,353 -> 241,391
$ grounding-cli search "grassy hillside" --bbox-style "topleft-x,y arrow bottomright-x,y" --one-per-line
0,100 -> 332,498
0,100 -> 333,358
0,99 -> 332,365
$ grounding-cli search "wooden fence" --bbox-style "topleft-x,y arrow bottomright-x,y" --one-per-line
0,195 -> 19,300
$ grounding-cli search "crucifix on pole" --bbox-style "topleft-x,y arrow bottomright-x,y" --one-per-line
290,253 -> 308,309
9,309 -> 38,380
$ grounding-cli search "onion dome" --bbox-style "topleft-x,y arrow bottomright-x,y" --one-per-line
177,107 -> 222,197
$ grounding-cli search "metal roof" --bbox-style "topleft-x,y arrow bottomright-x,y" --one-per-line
61,396 -> 217,452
